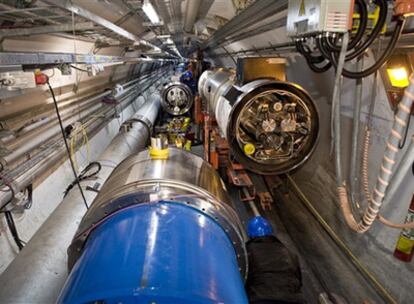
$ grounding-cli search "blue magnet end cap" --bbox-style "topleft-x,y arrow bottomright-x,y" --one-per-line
247,216 -> 274,238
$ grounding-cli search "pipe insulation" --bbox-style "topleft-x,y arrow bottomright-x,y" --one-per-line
0,72 -> 168,213
58,148 -> 248,303
0,68 -> 160,133
0,91 -> 162,304
338,73 -> 414,232
0,68 -> 168,166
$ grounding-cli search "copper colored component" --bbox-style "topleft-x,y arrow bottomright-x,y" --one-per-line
240,187 -> 256,202
395,0 -> 414,16
258,192 -> 273,211
226,160 -> 253,188
210,150 -> 219,170
194,95 -> 203,124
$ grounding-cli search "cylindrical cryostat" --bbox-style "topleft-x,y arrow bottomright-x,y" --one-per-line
59,148 -> 249,304
198,68 -> 319,174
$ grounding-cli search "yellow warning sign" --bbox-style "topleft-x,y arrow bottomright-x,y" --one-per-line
299,0 -> 306,16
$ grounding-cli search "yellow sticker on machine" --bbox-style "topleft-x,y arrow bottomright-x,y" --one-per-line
396,235 -> 414,255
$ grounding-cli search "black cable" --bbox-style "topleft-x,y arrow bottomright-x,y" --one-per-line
296,40 -> 332,73
0,175 -> 15,212
47,81 -> 89,209
398,112 -> 412,149
70,65 -> 89,73
344,0 -> 388,61
5,211 -> 24,251
64,161 -> 101,197
324,0 -> 368,52
328,17 -> 406,79
23,184 -> 33,210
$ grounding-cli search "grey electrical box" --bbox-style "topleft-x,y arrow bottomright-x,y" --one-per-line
287,0 -> 354,37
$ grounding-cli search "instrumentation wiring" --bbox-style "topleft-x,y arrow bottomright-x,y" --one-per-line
296,0 -> 407,79
47,81 -> 89,210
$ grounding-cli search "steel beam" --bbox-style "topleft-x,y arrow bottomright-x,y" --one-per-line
0,52 -> 174,71
221,17 -> 287,47
41,0 -> 163,53
201,0 -> 288,50
0,22 -> 97,38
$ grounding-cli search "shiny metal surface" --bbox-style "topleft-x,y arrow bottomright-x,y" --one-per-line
68,148 -> 248,278
0,89 -> 164,304
198,69 -> 319,175
161,82 -> 194,115
60,202 -> 248,303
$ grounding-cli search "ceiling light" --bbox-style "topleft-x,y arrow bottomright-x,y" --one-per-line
142,0 -> 160,24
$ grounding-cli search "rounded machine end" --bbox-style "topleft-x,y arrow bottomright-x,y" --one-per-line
228,81 -> 319,175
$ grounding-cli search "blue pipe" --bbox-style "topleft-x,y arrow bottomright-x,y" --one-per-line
58,201 -> 248,304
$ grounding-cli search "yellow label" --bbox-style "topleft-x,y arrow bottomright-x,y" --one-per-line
299,0 -> 306,16
396,236 -> 414,255
244,143 -> 255,155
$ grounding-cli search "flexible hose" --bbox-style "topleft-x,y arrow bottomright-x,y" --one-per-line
296,40 -> 332,73
362,129 -> 372,205
343,0 -> 388,61
338,74 -> 414,232
339,18 -> 406,79
362,129 -> 414,229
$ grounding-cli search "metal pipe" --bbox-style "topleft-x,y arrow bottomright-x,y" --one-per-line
198,68 -> 319,175
201,0 -> 287,49
3,68 -> 161,135
0,74 -> 168,207
349,57 -> 364,209
1,69 -> 167,166
59,148 -> 248,303
183,0 -> 201,33
382,135 -> 414,208
338,74 -> 414,232
2,102 -> 103,164
333,32 -> 349,186
0,92 -> 162,304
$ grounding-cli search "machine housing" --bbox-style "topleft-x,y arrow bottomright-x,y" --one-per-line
286,0 -> 354,37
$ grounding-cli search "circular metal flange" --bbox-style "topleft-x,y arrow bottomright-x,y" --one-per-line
123,115 -> 153,135
67,180 -> 248,279
227,80 -> 319,175
67,149 -> 248,278
161,82 -> 194,116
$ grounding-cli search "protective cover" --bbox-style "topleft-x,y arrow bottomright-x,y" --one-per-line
245,236 -> 304,304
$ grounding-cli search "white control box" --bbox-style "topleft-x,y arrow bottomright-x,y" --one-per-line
287,0 -> 354,37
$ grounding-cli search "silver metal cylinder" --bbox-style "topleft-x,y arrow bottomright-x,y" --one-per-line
161,82 -> 194,115
67,148 -> 248,278
0,91 -> 163,304
198,68 -> 319,175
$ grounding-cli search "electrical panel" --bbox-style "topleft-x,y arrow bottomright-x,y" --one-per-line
287,0 -> 354,37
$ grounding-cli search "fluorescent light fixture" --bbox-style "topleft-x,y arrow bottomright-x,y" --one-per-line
143,0 -> 160,24
166,38 -> 173,44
